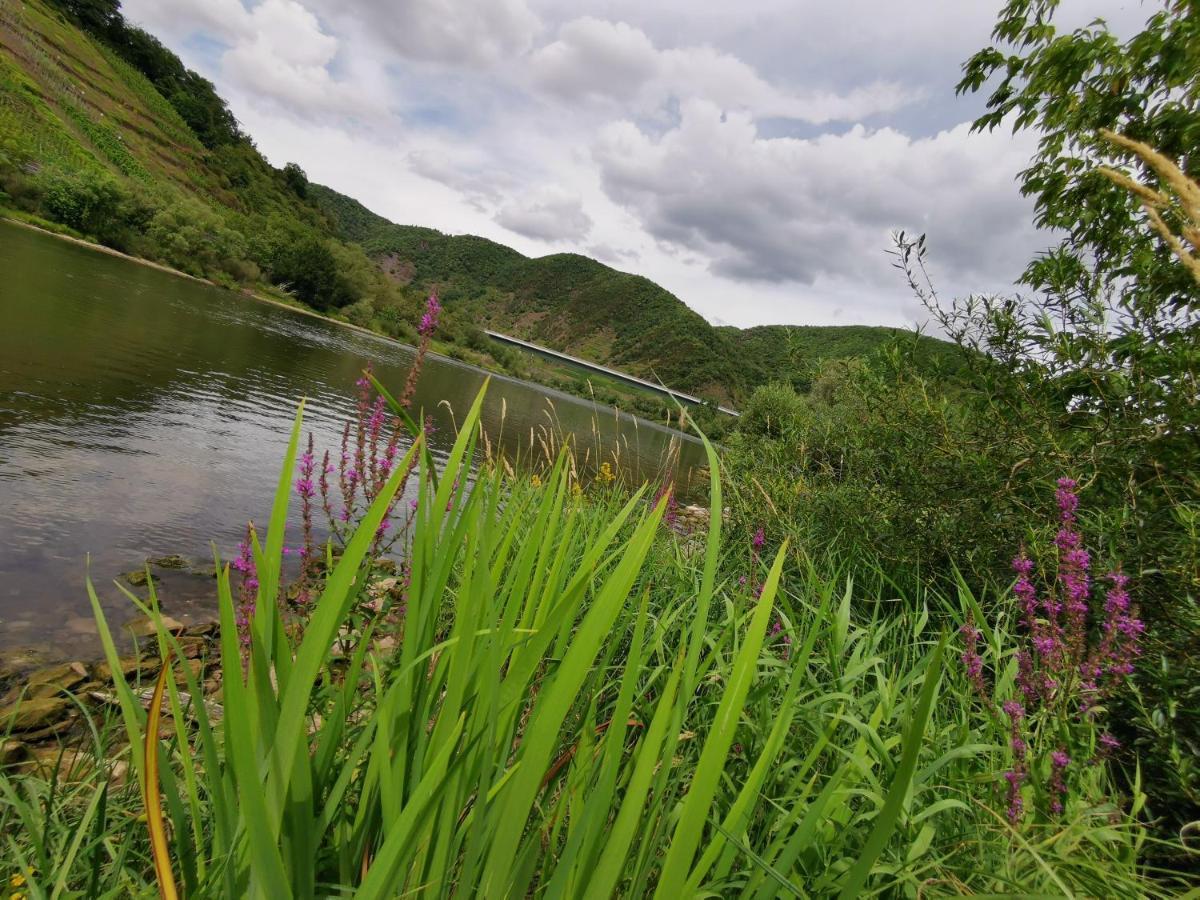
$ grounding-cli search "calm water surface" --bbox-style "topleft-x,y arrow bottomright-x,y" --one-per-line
0,221 -> 702,660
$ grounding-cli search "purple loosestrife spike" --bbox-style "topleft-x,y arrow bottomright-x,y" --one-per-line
1004,770 -> 1025,823
960,617 -> 987,697
1049,749 -> 1070,815
752,527 -> 765,550
233,524 -> 258,656
419,293 -> 441,337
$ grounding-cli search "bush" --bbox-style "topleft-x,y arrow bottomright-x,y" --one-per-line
143,197 -> 248,278
737,381 -> 804,437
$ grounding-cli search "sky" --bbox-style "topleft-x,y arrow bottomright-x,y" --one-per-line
119,0 -> 1150,329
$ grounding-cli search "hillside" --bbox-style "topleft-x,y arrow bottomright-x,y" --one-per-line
315,186 -> 959,400
1,0 -> 958,407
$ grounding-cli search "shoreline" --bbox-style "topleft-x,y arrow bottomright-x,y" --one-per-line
1,215 -> 694,431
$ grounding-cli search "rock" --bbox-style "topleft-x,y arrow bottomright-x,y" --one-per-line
148,554 -> 189,569
0,647 -> 48,682
184,620 -> 219,638
64,616 -> 99,636
177,636 -> 209,659
26,662 -> 89,699
374,635 -> 398,656
19,714 -> 79,742
95,655 -> 160,682
25,747 -> 98,782
122,569 -> 153,587
124,615 -> 184,638
180,658 -> 205,680
0,696 -> 71,732
1,739 -> 27,767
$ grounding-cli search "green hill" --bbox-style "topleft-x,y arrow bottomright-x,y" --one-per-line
1,0 -> 958,407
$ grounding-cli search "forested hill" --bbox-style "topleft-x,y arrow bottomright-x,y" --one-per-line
0,0 -> 956,404
310,185 -> 746,398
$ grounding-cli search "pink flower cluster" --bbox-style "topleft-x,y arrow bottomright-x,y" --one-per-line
960,478 -> 1144,823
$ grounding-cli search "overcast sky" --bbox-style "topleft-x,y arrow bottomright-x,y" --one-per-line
119,0 -> 1150,329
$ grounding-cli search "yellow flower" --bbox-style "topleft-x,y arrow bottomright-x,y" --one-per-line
597,462 -> 615,485
9,875 -> 26,888
570,482 -> 582,497
530,474 -> 542,488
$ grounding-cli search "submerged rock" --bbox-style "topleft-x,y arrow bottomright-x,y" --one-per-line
148,554 -> 189,569
122,569 -> 154,587
64,616 -> 99,636
0,647 -> 48,683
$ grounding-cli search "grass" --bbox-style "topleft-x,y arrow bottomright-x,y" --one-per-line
0,380 -> 1189,897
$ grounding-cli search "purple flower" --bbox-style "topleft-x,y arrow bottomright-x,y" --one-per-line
751,527 -> 765,550
1004,769 -> 1025,823
418,293 -> 441,337
960,618 -> 987,696
1049,748 -> 1070,815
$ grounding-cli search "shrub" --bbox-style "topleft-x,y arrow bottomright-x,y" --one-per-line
736,381 -> 803,437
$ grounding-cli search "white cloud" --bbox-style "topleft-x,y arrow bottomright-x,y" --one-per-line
120,0 -> 251,43
496,191 -> 593,242
593,100 -> 1041,289
307,0 -> 541,67
222,0 -> 380,116
529,17 -> 919,123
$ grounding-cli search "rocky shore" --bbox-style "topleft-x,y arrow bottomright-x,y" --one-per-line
0,613 -> 221,783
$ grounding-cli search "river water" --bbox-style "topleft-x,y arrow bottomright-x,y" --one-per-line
0,221 -> 702,660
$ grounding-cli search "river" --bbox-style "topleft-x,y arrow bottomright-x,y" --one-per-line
0,221 -> 703,660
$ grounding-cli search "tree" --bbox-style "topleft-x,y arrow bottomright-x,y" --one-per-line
268,237 -> 354,311
282,162 -> 308,199
958,0 -> 1200,323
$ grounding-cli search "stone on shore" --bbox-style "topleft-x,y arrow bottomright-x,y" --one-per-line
124,614 -> 185,637
0,695 -> 72,732
25,661 -> 89,699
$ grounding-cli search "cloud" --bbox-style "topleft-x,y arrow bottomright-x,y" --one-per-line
496,191 -> 593,242
593,100 -> 1042,289
307,0 -> 541,67
118,0 -> 1143,328
529,17 -> 920,123
586,242 -> 641,266
222,0 -> 379,116
123,0 -> 383,118
529,18 -> 659,102
120,0 -> 251,43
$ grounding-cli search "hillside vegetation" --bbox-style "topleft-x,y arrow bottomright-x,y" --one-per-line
0,0 -> 954,410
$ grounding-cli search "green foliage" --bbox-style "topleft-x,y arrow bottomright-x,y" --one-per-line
737,381 -> 805,437
0,384 -> 1183,896
267,235 -> 355,310
282,161 -> 308,199
948,2 -> 1200,838
144,196 -> 250,279
38,168 -> 127,237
